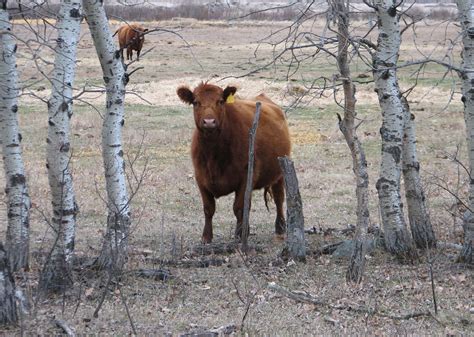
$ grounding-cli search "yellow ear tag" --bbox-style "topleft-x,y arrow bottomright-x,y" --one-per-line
226,93 -> 235,104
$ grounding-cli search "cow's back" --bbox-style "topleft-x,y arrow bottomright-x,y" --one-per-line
225,99 -> 291,189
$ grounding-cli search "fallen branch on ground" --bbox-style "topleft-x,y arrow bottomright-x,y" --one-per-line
268,282 -> 432,320
53,319 -> 75,337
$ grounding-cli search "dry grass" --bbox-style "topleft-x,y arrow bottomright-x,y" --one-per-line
0,18 -> 472,335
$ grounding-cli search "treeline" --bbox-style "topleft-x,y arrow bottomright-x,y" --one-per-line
9,3 -> 457,22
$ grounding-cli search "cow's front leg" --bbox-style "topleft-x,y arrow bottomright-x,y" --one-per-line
233,185 -> 251,240
199,186 -> 215,244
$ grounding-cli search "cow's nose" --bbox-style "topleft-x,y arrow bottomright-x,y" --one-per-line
202,118 -> 217,129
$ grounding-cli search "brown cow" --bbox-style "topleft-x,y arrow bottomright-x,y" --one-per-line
177,83 -> 291,243
113,24 -> 148,61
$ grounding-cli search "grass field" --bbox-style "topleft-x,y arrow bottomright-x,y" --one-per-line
0,17 -> 472,335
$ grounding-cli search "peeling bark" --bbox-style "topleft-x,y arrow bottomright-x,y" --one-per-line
39,0 -> 82,294
373,0 -> 417,262
84,0 -> 131,270
401,98 -> 436,249
330,0 -> 370,283
0,3 -> 31,271
456,0 -> 474,264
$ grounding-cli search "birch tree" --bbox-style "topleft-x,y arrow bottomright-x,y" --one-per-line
455,0 -> 474,264
84,0 -> 131,270
369,0 -> 417,261
0,1 -> 31,271
401,97 -> 436,249
39,0 -> 82,293
0,242 -> 17,325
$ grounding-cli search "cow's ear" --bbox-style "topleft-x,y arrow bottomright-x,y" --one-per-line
177,86 -> 194,105
223,86 -> 237,102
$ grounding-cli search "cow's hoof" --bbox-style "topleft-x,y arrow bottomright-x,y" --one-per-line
201,236 -> 212,244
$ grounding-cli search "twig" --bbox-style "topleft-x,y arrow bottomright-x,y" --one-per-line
117,283 -> 137,335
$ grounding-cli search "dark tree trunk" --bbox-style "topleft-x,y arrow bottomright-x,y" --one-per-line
279,157 -> 306,262
330,0 -> 370,283
241,102 -> 261,252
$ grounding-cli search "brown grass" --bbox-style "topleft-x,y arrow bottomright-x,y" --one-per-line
0,18 -> 472,335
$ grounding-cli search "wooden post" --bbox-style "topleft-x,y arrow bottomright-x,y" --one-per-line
278,157 -> 306,262
241,102 -> 261,252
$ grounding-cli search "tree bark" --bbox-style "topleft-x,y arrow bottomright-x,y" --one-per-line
372,0 -> 417,262
0,2 -> 31,271
84,0 -> 131,271
0,242 -> 17,325
330,0 -> 370,283
241,102 -> 261,252
279,157 -> 306,262
401,97 -> 436,249
455,0 -> 474,264
39,0 -> 82,293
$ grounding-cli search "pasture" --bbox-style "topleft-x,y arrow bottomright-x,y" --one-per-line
0,18 -> 473,335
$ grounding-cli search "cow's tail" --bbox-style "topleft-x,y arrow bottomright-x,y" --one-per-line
264,187 -> 273,212
112,27 -> 121,37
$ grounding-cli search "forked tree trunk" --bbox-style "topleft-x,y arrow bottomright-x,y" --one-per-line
39,0 -> 82,294
372,0 -> 417,262
331,0 -> 370,283
401,97 -> 436,249
0,242 -> 17,325
0,2 -> 31,271
455,0 -> 474,264
84,0 -> 131,270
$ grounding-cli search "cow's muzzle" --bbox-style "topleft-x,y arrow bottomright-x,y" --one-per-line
202,118 -> 217,129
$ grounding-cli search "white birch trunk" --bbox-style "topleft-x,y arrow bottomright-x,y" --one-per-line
373,0 -> 417,261
456,0 -> 474,264
0,242 -> 17,325
401,97 -> 436,249
39,0 -> 82,293
331,0 -> 370,283
0,4 -> 31,271
83,0 -> 131,270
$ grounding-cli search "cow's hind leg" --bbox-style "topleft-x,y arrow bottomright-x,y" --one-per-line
271,178 -> 286,236
199,187 -> 215,244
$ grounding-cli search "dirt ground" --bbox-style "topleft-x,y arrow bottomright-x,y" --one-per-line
0,17 -> 473,335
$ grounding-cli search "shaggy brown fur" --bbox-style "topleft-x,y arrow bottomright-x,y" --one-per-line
177,83 -> 291,243
113,24 -> 148,61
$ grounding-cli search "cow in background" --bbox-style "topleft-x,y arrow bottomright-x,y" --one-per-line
177,83 -> 291,243
113,24 -> 148,61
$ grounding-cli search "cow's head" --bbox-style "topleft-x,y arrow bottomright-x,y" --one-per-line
136,27 -> 148,47
177,83 -> 237,134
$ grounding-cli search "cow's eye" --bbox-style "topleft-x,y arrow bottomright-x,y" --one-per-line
192,101 -> 200,107
218,99 -> 225,105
